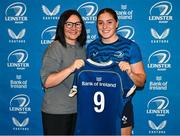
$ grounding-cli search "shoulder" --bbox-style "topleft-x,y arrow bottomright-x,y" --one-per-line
48,40 -> 62,49
119,35 -> 140,50
44,40 -> 63,57
119,35 -> 135,45
47,40 -> 63,51
87,38 -> 101,49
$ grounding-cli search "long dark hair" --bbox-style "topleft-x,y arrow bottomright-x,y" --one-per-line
55,9 -> 87,47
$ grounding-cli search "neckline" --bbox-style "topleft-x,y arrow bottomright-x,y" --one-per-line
86,59 -> 113,67
100,36 -> 120,46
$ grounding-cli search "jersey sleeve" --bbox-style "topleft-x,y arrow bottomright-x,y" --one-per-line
129,43 -> 142,64
122,72 -> 136,97
114,65 -> 136,98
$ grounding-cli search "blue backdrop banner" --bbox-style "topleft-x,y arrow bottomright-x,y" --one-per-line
0,0 -> 179,135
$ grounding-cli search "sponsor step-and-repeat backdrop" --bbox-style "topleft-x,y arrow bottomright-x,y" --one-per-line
0,0 -> 179,135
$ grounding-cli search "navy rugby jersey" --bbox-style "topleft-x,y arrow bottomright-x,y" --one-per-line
70,59 -> 136,135
86,35 -> 142,64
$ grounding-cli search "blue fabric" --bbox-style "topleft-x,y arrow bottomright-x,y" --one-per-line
86,35 -> 142,64
72,59 -> 135,135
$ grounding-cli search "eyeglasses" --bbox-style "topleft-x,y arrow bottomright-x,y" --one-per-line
65,22 -> 82,28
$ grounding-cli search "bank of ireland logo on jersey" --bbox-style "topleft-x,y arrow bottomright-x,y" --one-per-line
12,117 -> 29,131
151,28 -> 170,44
8,28 -> 26,43
9,94 -> 31,114
117,26 -> 135,40
149,1 -> 173,23
5,2 -> 28,24
146,96 -> 169,116
41,26 -> 56,45
42,4 -> 60,20
77,2 -> 98,24
148,120 -> 166,134
7,49 -> 29,70
96,77 -> 102,82
147,50 -> 171,71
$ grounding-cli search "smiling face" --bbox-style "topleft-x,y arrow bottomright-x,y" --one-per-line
64,15 -> 82,45
97,12 -> 119,44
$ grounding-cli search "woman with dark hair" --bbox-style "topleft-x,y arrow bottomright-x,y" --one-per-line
40,9 -> 86,135
87,8 -> 146,135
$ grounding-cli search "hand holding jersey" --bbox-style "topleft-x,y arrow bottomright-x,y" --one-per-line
118,61 -> 133,76
69,59 -> 136,135
69,59 -> 85,73
84,8 -> 146,135
69,60 -> 135,98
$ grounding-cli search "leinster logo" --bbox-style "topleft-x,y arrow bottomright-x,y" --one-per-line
149,1 -> 172,16
7,49 -> 29,70
8,49 -> 28,63
41,26 -> 56,45
77,2 -> 98,23
114,51 -> 124,59
149,1 -> 173,23
9,94 -> 31,114
5,2 -> 26,16
117,26 -> 134,40
146,96 -> 169,116
5,2 -> 28,23
147,50 -> 171,71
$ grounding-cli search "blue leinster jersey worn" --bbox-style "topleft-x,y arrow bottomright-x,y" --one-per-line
86,35 -> 142,64
70,59 -> 136,135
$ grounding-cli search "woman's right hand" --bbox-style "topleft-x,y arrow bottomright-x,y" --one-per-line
44,59 -> 84,88
69,59 -> 85,73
